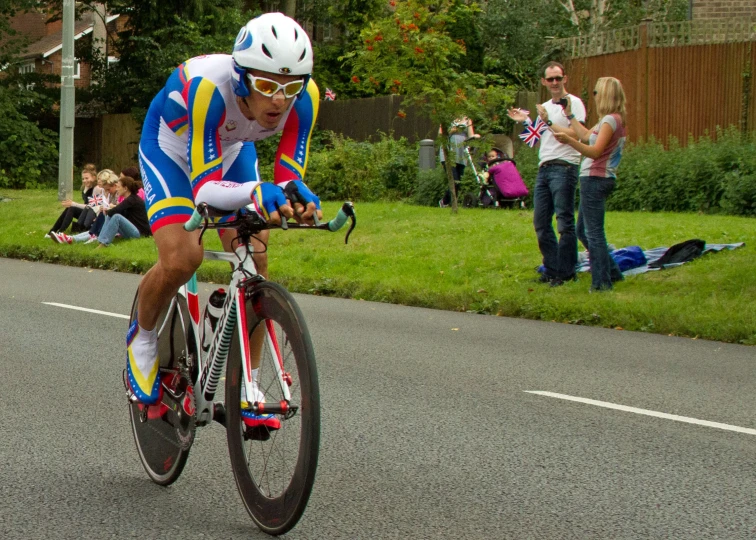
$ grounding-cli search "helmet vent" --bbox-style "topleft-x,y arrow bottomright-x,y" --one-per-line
299,50 -> 306,62
271,25 -> 278,39
262,44 -> 273,59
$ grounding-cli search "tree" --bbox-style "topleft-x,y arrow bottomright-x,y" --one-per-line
60,0 -> 250,117
480,0 -> 688,89
344,0 -> 514,212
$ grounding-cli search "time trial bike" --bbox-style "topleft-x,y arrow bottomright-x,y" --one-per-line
126,201 -> 355,535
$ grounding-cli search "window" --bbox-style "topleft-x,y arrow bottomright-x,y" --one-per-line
19,62 -> 35,74
73,58 -> 80,79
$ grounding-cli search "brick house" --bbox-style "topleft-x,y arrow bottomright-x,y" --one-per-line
691,0 -> 756,19
11,3 -> 121,88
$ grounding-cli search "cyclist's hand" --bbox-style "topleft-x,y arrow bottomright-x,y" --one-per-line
251,183 -> 293,225
283,180 -> 323,225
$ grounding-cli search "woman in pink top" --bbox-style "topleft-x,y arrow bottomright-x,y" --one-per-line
554,77 -> 627,291
121,166 -> 146,201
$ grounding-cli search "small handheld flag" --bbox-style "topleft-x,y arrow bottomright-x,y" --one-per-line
87,195 -> 105,207
518,117 -> 548,148
324,88 -> 336,101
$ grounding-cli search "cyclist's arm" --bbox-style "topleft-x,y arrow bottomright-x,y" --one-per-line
185,76 -> 227,198
183,76 -> 262,212
274,79 -> 322,222
273,78 -> 319,187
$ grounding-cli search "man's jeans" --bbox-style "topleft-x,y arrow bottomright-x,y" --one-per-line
576,176 -> 622,290
533,163 -> 578,279
98,214 -> 142,245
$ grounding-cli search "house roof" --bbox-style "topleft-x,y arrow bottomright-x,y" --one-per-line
20,12 -> 119,60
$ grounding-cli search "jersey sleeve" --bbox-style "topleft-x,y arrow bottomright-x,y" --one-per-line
273,79 -> 320,185
184,76 -> 227,197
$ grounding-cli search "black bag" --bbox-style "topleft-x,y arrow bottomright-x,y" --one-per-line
648,239 -> 705,268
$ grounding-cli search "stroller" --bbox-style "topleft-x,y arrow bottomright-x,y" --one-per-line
463,146 -> 527,209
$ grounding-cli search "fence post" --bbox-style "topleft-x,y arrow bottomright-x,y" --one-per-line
639,19 -> 650,142
418,139 -> 435,170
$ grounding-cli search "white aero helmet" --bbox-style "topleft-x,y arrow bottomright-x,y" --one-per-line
232,13 -> 313,97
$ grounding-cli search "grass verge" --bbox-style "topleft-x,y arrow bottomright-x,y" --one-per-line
1,189 -> 753,345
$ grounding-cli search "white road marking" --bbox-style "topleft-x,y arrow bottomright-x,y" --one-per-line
525,390 -> 756,436
43,302 -> 130,320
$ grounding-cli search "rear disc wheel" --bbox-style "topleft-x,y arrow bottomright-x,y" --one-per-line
127,292 -> 195,485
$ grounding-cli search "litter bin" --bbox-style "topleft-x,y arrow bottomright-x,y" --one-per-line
418,139 -> 435,170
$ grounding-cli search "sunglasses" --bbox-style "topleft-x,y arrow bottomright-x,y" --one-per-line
544,76 -> 564,83
246,73 -> 304,98
593,90 -> 598,95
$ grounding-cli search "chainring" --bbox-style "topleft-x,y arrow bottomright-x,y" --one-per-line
159,367 -> 197,451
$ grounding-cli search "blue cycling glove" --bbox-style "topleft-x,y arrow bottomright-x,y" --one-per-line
284,180 -> 321,210
251,182 -> 288,221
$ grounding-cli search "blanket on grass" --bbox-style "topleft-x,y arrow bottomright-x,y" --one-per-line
576,241 -> 746,276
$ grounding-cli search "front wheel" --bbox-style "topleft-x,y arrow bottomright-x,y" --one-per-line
226,282 -> 320,536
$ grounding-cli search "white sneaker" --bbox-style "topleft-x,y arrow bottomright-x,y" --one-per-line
84,234 -> 98,244
44,233 -> 51,239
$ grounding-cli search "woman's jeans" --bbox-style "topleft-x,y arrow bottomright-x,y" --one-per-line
533,163 -> 578,279
576,176 -> 622,290
98,214 -> 141,245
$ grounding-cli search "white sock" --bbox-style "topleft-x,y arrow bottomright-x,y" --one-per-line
130,325 -> 158,376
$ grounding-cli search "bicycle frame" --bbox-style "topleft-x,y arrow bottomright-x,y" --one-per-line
169,243 -> 284,427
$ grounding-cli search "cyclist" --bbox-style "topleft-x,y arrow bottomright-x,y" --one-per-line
127,13 -> 323,430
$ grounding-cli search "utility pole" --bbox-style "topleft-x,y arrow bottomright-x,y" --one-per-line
58,0 -> 75,201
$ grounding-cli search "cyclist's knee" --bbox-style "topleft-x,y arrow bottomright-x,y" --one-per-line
153,226 -> 204,283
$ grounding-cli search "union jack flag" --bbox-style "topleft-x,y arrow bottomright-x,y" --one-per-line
87,194 -> 105,207
518,117 -> 548,148
324,88 -> 336,101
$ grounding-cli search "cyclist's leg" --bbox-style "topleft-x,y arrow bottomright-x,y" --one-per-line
221,141 -> 270,279
127,138 -> 200,404
220,141 -> 277,428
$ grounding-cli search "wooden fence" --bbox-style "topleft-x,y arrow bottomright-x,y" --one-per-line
316,94 -> 436,142
74,95 -> 438,171
548,18 -> 756,144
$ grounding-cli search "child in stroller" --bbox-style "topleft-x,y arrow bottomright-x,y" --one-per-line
477,147 -> 529,208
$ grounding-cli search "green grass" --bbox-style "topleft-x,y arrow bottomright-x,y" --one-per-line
1,189 -> 754,345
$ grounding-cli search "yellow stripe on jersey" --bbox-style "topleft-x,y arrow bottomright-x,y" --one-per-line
189,78 -> 223,181
147,196 -> 195,220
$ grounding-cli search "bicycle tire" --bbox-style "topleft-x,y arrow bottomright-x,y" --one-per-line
127,291 -> 195,485
226,281 -> 320,536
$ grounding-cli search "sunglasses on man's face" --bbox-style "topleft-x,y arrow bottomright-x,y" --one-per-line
544,76 -> 564,83
246,73 -> 304,98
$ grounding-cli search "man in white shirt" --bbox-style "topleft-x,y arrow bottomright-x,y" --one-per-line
507,61 -> 586,286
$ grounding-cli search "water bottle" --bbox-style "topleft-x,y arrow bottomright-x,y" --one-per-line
201,288 -> 226,352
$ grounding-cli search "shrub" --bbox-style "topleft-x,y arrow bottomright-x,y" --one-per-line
305,132 -> 418,201
414,167 -> 447,206
609,127 -> 756,215
0,87 -> 58,188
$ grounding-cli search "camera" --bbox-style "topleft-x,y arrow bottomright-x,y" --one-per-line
558,97 -> 569,109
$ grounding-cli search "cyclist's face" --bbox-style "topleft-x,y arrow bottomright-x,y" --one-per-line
244,69 -> 302,129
